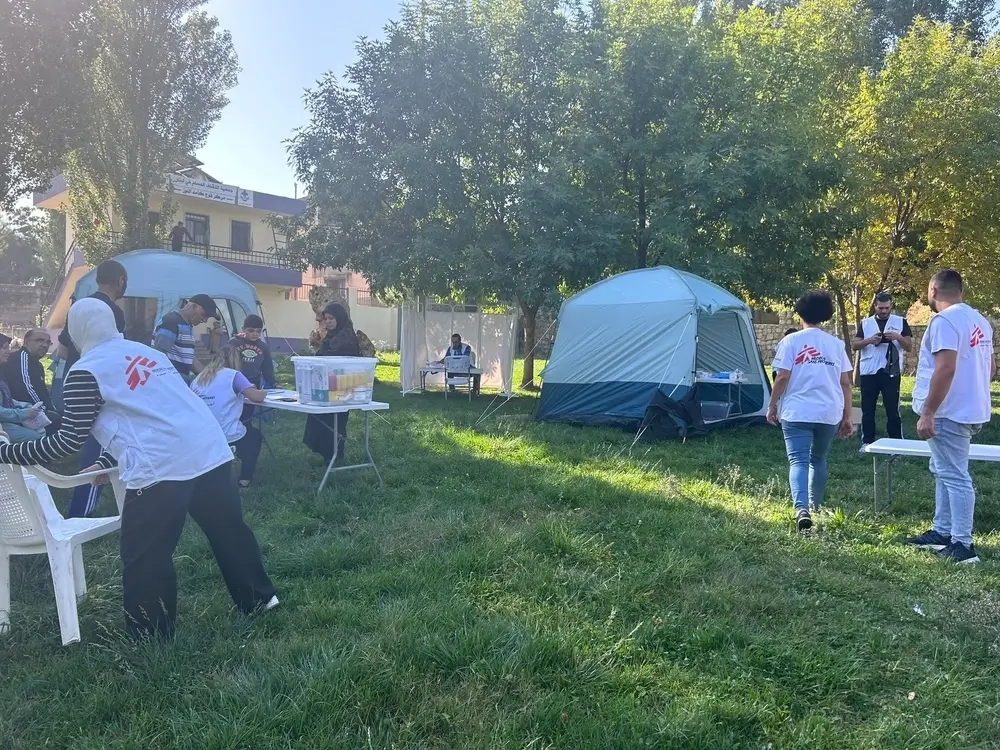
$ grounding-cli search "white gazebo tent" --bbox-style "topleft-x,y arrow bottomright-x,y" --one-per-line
400,299 -> 518,395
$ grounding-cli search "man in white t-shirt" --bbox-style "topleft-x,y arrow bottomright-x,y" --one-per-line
768,290 -> 854,532
905,269 -> 995,564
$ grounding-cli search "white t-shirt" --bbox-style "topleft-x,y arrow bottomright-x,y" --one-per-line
912,303 -> 993,424
772,328 -> 853,425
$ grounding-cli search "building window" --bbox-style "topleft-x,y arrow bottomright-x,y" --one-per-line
231,220 -> 251,253
185,213 -> 210,246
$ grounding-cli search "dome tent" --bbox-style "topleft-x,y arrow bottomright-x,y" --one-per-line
537,267 -> 770,437
73,249 -> 260,342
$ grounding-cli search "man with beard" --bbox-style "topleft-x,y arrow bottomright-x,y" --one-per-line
851,292 -> 913,448
905,270 -> 994,564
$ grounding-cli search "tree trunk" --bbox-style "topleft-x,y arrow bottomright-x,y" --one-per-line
520,303 -> 540,391
636,158 -> 648,269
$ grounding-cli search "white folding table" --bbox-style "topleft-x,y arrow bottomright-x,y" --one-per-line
415,363 -> 483,393
262,391 -> 390,493
863,438 -> 1000,512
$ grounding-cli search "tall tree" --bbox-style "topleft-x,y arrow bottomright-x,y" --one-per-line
67,0 -> 239,261
835,20 -> 1000,319
571,0 -> 854,302
0,0 -> 91,211
287,0 -> 624,388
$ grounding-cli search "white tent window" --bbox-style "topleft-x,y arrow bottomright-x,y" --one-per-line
400,300 -> 517,395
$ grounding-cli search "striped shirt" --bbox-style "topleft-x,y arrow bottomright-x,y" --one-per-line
0,369 -> 113,468
153,311 -> 195,375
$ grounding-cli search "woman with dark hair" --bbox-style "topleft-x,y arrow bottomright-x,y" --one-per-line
303,303 -> 361,465
767,291 -> 854,531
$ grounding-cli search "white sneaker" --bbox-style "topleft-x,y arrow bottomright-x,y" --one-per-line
265,595 -> 279,611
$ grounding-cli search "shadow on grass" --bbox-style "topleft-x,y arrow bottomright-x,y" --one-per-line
3,380 -> 1000,749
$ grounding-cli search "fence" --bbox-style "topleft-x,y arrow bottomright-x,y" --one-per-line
356,289 -> 388,308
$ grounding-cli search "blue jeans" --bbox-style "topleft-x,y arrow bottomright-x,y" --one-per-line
929,418 -> 980,546
782,422 -> 837,511
65,434 -> 104,518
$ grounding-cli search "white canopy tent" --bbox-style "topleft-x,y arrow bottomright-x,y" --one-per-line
400,300 -> 517,395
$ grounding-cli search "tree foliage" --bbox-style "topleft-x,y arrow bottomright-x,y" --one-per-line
290,0 -> 1000,382
834,21 -> 1000,321
0,0 -> 92,211
0,209 -> 62,286
67,0 -> 239,262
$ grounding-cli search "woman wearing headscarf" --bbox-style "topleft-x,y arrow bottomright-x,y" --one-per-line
0,333 -> 46,442
303,303 -> 361,465
0,299 -> 277,640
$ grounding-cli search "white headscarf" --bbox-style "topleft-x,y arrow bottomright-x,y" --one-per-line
67,297 -> 124,356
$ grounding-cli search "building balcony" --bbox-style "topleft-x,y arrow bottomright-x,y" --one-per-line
108,232 -> 303,287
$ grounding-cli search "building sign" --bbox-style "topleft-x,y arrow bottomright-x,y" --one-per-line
162,174 -> 238,204
236,188 -> 254,207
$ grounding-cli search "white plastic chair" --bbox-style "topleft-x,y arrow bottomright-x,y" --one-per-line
0,463 -> 124,646
444,354 -> 473,401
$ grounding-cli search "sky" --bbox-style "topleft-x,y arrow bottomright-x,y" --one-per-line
197,0 -> 402,198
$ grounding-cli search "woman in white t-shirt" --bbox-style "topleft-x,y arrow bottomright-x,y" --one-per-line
191,346 -> 267,488
767,291 -> 854,531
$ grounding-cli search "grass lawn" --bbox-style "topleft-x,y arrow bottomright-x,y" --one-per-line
4,359 -> 1000,749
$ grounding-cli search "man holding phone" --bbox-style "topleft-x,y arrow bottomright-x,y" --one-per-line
852,291 -> 913,448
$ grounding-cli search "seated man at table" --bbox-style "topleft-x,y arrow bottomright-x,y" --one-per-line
437,333 -> 480,395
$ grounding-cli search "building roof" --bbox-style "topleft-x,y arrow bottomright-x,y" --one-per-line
33,170 -> 306,216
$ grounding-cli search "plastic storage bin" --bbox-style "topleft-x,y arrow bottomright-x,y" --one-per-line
292,356 -> 378,406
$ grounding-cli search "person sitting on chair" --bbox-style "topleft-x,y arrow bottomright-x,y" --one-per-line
439,333 -> 480,395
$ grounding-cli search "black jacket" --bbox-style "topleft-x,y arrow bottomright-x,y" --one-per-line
2,350 -> 51,410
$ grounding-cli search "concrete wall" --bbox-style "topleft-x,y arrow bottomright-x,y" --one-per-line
256,285 -> 399,354
0,285 -> 47,336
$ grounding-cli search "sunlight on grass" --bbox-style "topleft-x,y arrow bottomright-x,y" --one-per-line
3,362 -> 1000,748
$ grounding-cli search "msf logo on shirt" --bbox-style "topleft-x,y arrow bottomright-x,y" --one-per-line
970,326 -> 985,348
794,345 -> 834,367
125,355 -> 158,391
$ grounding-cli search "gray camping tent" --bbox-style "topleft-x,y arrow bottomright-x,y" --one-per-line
537,267 -> 771,437
73,249 -> 260,342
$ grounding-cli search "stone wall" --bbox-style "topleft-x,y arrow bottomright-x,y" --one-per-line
755,316 -> 1000,377
0,284 -> 47,339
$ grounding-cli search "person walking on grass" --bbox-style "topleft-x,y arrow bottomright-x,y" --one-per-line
767,290 -> 854,532
0,298 -> 277,640
851,291 -> 913,449
905,269 -> 994,564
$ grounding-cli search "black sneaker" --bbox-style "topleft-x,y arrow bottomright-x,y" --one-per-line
935,542 -> 981,565
903,529 -> 951,551
796,509 -> 812,532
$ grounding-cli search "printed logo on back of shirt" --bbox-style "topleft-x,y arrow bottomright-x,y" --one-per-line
970,326 -> 985,348
124,355 -> 158,390
794,344 -> 834,367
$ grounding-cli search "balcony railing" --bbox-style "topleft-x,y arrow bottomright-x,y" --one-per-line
356,289 -> 388,307
107,232 -> 289,269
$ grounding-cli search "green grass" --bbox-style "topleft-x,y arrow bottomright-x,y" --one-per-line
4,362 -> 1000,749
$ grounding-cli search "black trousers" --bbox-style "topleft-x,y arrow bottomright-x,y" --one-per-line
303,411 -> 348,463
232,426 -> 263,482
860,369 -> 902,444
120,462 -> 276,640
